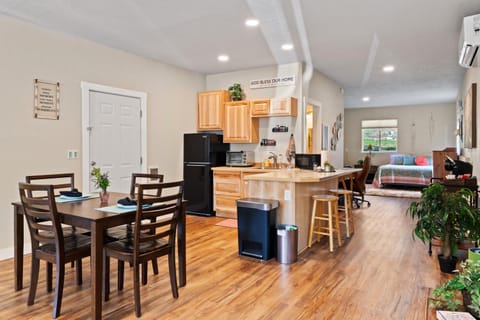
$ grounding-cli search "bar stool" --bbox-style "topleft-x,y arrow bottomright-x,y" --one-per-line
308,194 -> 342,252
329,188 -> 354,238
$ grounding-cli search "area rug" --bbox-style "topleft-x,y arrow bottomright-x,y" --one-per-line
366,184 -> 421,199
215,218 -> 237,228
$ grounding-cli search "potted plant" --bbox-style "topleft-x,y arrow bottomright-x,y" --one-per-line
91,166 -> 110,204
228,83 -> 244,101
430,259 -> 480,318
407,183 -> 480,273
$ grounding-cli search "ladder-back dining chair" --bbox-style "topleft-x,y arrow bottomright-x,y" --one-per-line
19,182 -> 91,319
103,180 -> 183,317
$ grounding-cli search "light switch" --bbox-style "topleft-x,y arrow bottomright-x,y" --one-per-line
67,149 -> 79,159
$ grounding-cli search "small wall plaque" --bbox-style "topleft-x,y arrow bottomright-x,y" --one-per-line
34,79 -> 60,120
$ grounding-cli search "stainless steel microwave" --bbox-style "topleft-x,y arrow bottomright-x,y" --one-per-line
226,151 -> 254,167
295,153 -> 321,170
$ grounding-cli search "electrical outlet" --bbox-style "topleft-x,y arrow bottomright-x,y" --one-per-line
67,149 -> 79,159
284,189 -> 291,201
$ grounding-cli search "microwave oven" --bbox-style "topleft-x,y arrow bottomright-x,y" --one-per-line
295,153 -> 321,170
226,151 -> 254,167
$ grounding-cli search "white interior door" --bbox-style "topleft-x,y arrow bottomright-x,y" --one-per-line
88,91 -> 142,193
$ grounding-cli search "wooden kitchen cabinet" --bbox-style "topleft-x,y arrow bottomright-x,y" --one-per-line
213,171 -> 242,218
251,99 -> 270,117
224,101 -> 259,143
270,97 -> 298,116
213,169 -> 266,218
197,90 -> 229,131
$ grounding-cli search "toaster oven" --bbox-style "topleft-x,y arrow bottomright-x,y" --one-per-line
226,151 -> 254,167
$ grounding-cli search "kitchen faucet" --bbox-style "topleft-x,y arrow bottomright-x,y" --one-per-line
268,152 -> 278,169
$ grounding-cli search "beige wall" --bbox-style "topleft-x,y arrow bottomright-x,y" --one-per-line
0,15 -> 203,255
344,103 -> 456,166
459,66 -> 480,177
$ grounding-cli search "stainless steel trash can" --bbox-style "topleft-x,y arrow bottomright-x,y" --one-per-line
276,224 -> 298,264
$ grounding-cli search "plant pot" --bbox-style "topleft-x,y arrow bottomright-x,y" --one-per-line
462,289 -> 480,319
438,254 -> 458,273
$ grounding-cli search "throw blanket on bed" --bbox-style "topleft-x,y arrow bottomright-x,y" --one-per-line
372,164 -> 433,188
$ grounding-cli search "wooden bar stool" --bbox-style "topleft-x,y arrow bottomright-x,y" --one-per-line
329,188 -> 354,238
308,194 -> 342,252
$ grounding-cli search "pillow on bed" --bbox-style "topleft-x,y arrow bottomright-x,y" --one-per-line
403,155 -> 415,165
390,154 -> 404,165
415,156 -> 429,166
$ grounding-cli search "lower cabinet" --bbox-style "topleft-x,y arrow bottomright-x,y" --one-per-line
213,170 -> 264,218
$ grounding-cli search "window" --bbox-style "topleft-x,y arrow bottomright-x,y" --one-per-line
361,119 -> 398,152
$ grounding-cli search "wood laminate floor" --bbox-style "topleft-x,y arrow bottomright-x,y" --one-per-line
0,195 -> 451,319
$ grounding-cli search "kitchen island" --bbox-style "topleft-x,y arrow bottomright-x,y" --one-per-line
243,168 -> 360,253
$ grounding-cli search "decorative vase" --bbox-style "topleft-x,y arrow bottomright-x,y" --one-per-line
99,190 -> 109,204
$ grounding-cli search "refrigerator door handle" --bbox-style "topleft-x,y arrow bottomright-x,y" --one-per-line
185,163 -> 208,167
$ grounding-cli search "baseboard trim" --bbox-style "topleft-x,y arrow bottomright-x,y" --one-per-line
0,244 -> 31,261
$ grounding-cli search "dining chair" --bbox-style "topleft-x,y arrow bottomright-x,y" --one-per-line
25,173 -> 87,289
18,182 -> 91,319
104,180 -> 183,317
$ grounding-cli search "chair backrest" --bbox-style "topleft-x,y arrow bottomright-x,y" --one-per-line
129,173 -> 164,197
354,156 -> 371,193
25,173 -> 75,197
18,182 -> 65,253
132,181 -> 184,262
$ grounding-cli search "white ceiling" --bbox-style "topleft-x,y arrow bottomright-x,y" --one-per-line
0,0 -> 479,108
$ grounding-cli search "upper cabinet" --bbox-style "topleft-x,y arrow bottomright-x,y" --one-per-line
197,90 -> 229,131
270,97 -> 298,116
224,101 -> 259,143
251,97 -> 298,117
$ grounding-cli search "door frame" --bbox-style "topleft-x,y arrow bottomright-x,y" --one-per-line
81,81 -> 147,191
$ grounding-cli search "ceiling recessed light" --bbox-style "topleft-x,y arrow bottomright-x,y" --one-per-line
383,65 -> 395,73
362,96 -> 370,102
218,55 -> 229,62
281,43 -> 294,51
245,19 -> 259,27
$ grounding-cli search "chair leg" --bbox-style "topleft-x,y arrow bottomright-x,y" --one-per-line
76,259 -> 82,285
141,262 -> 148,285
52,262 -> 65,318
134,263 -> 142,317
308,200 -> 318,247
152,258 -> 159,275
28,257 -> 40,306
104,254 -> 110,301
168,252 -> 179,298
46,262 -> 53,293
117,260 -> 124,291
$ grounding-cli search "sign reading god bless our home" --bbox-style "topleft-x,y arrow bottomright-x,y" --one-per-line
34,79 -> 60,120
250,75 -> 295,89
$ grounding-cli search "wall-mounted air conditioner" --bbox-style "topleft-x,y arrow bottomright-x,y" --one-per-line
459,14 -> 480,68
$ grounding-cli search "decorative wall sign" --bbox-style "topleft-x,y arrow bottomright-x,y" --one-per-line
322,125 -> 329,150
250,76 -> 295,89
463,83 -> 476,148
34,79 -> 60,119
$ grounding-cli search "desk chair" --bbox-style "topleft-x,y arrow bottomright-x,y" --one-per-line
19,182 -> 91,318
104,181 -> 183,317
352,156 -> 371,208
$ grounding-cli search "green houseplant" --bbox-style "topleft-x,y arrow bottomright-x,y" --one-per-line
430,259 -> 480,318
228,83 -> 244,101
91,166 -> 110,204
407,183 -> 480,273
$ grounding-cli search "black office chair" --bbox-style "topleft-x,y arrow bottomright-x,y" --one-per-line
352,156 -> 371,208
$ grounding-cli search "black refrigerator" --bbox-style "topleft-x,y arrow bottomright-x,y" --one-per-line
183,133 -> 229,216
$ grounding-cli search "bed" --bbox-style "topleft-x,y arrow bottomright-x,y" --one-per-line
372,154 -> 433,188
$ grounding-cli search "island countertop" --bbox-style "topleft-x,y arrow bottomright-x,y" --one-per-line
242,168 -> 359,183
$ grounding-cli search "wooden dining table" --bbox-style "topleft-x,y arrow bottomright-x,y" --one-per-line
12,192 -> 187,319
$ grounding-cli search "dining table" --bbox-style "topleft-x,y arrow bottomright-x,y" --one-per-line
12,192 -> 187,320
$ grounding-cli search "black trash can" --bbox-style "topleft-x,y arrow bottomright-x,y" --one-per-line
237,198 -> 279,260
276,224 -> 298,264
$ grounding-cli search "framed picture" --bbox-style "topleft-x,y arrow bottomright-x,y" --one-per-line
463,83 -> 477,148
322,124 -> 329,150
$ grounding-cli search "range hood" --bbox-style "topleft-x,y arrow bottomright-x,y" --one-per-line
459,14 -> 480,68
